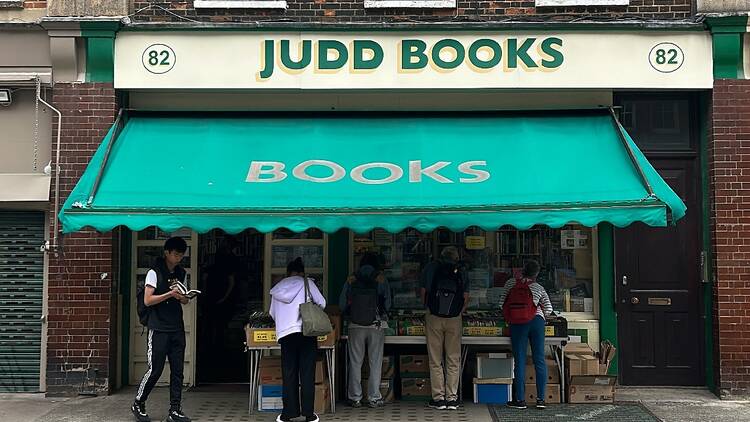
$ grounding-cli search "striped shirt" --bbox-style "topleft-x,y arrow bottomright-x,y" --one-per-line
499,278 -> 553,320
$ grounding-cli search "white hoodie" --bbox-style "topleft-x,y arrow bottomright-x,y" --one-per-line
269,276 -> 327,341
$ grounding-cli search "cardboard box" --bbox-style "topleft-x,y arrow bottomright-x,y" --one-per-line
568,375 -> 617,403
315,359 -> 326,384
362,377 -> 395,403
525,359 -> 561,384
400,355 -> 430,376
245,325 -> 336,347
259,356 -> 283,384
566,354 -> 600,376
525,383 -> 561,404
245,326 -> 278,347
362,355 -> 395,379
314,382 -> 331,414
400,377 -> 431,400
565,343 -> 595,354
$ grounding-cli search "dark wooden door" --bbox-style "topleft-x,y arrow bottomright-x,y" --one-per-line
615,158 -> 703,385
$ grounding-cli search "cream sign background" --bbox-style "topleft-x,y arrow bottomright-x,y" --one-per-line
115,32 -> 712,89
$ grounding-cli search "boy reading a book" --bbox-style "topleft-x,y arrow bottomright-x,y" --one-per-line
132,237 -> 192,422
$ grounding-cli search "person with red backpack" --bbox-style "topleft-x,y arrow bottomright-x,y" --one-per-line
500,260 -> 553,410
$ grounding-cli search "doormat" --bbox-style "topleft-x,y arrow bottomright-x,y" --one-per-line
488,403 -> 661,422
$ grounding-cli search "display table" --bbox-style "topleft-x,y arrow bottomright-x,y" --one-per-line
342,335 -> 569,402
246,344 -> 337,414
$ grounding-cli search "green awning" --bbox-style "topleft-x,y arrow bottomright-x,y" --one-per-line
59,111 -> 686,234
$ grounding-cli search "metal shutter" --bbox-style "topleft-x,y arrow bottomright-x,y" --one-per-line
0,212 -> 44,392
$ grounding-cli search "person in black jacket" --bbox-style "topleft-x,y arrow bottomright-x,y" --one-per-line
132,237 -> 192,422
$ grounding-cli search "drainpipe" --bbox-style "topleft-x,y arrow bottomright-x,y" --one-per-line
38,86 -> 62,253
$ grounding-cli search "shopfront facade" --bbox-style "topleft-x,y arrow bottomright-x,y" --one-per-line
51,22 -> 716,395
23,0 -> 748,401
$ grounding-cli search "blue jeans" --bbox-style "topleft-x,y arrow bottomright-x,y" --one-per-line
510,315 -> 546,402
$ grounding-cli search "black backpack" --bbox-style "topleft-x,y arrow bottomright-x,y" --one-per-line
136,277 -> 150,327
428,261 -> 464,318
348,265 -> 381,326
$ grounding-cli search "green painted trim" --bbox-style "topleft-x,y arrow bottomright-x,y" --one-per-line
85,37 -> 114,83
598,222 -> 618,376
81,22 -> 117,83
713,33 -> 744,79
699,93 -> 715,392
327,229 -> 349,310
120,229 -> 132,387
118,23 -> 707,33
705,16 -> 749,34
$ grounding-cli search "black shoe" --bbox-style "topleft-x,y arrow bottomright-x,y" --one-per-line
131,401 -> 150,422
506,400 -> 527,409
536,399 -> 546,409
445,400 -> 460,410
167,408 -> 191,422
275,415 -> 293,422
427,399 -> 446,410
348,399 -> 362,408
367,399 -> 385,408
305,413 -> 320,422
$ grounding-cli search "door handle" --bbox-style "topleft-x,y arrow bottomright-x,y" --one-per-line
631,297 -> 640,305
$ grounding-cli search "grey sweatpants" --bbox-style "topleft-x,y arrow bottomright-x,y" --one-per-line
347,325 -> 385,402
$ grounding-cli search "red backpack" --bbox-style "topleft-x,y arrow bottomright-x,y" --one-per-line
502,278 -> 537,324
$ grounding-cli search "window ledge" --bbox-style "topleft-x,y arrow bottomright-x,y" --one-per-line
0,0 -> 23,9
536,0 -> 628,6
194,0 -> 287,9
364,0 -> 456,8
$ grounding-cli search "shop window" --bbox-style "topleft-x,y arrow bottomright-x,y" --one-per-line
535,0 -> 628,6
193,0 -> 287,9
615,94 -> 694,151
264,228 -> 328,310
496,225 -> 596,315
349,225 -> 597,317
364,0 -> 456,8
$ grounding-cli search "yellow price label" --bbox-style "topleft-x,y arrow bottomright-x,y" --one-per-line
465,236 -> 486,250
406,326 -> 425,336
464,326 -> 501,336
545,326 -> 555,336
253,330 -> 277,342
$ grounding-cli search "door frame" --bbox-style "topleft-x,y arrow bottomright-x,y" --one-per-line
612,91 -> 706,386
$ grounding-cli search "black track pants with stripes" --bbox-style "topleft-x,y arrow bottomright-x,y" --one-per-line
135,329 -> 186,409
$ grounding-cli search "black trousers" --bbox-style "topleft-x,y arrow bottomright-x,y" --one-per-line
279,332 -> 318,418
135,329 -> 186,409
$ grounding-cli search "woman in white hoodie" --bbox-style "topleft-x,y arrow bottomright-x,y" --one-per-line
269,257 -> 327,422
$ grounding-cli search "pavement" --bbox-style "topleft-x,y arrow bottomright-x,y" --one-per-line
1,385 -> 748,422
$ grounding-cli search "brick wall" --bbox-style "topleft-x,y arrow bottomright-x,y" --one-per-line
710,79 -> 750,399
47,83 -> 117,396
23,0 -> 46,8
131,0 -> 692,23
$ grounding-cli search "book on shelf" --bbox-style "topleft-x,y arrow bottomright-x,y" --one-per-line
171,280 -> 201,299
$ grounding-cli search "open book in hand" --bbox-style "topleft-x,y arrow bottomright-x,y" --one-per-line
171,280 -> 201,300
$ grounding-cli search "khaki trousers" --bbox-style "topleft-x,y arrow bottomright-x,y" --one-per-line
425,312 -> 462,401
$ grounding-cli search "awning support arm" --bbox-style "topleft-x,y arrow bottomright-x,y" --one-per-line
608,107 -> 655,198
87,109 -> 125,207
